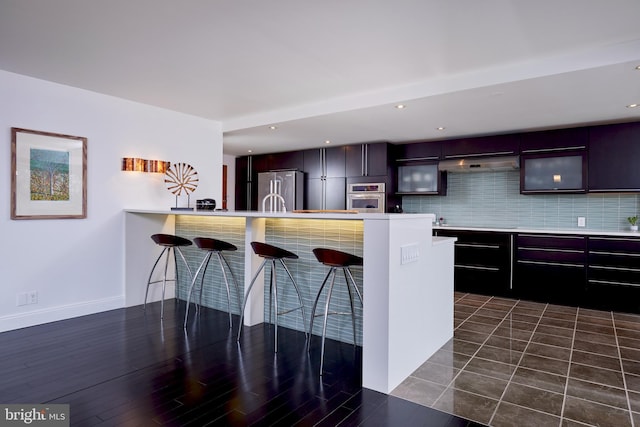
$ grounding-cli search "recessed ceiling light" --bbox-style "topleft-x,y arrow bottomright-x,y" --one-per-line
324,140 -> 331,144
436,127 -> 446,131
268,125 -> 277,130
635,65 -> 640,70
627,104 -> 639,108
247,149 -> 253,153
395,104 -> 406,109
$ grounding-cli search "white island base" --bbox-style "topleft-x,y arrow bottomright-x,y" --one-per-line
124,210 -> 455,394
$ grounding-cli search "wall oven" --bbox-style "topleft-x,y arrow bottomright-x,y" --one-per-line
347,183 -> 386,213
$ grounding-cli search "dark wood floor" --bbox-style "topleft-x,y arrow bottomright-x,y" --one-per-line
0,301 -> 482,426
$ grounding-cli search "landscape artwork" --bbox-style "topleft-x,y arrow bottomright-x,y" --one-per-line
11,127 -> 87,219
30,148 -> 70,201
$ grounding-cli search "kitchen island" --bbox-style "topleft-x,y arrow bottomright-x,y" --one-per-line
124,209 -> 455,394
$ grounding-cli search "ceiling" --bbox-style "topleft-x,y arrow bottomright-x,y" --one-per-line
1,1 -> 639,156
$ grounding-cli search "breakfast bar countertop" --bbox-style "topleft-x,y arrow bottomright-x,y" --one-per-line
125,208 -> 435,221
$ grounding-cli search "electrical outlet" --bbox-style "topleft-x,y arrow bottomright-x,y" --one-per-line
577,217 -> 586,227
27,290 -> 38,304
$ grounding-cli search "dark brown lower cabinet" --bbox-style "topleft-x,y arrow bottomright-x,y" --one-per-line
585,236 -> 640,313
434,230 -> 512,297
513,234 -> 586,305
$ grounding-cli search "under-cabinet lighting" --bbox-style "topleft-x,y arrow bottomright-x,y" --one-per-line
553,174 -> 562,183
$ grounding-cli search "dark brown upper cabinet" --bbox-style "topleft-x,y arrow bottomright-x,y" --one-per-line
395,141 -> 442,162
345,142 -> 390,177
303,146 -> 346,178
265,151 -> 303,171
441,134 -> 519,159
520,127 -> 588,153
519,128 -> 588,194
588,121 -> 640,192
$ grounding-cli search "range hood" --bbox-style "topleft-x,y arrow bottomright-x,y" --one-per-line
438,155 -> 520,173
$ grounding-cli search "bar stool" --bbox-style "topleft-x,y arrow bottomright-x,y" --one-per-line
183,237 -> 241,329
308,248 -> 363,376
144,233 -> 193,319
237,241 -> 307,352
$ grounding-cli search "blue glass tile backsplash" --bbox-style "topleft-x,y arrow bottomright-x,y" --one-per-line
402,170 -> 640,231
175,216 -> 364,345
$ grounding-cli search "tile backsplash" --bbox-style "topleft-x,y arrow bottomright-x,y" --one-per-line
402,170 -> 640,231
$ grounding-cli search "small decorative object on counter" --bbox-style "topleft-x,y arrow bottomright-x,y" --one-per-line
196,198 -> 216,210
628,215 -> 638,232
165,163 -> 199,211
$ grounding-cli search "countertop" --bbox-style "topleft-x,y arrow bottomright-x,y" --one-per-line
125,209 -> 436,221
433,224 -> 640,237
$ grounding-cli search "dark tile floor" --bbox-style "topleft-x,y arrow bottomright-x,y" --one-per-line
392,292 -> 640,427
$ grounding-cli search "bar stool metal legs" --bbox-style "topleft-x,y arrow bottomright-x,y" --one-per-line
237,242 -> 307,352
144,234 -> 193,320
308,248 -> 363,376
183,237 -> 241,329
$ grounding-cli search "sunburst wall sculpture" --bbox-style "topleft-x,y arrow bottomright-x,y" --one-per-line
165,163 -> 199,210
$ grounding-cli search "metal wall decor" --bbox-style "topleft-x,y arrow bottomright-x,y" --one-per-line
165,162 -> 199,210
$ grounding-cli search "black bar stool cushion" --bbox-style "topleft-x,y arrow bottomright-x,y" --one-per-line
312,248 -> 363,267
193,237 -> 237,252
251,241 -> 298,260
151,233 -> 192,247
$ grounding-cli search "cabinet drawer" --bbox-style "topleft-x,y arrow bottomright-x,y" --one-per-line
589,251 -> 640,269
588,267 -> 640,288
517,248 -> 585,266
589,236 -> 640,253
456,244 -> 506,269
517,234 -> 585,250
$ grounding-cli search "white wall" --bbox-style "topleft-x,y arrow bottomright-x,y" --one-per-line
0,70 -> 223,332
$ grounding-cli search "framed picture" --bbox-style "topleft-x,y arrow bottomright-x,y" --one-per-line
11,128 -> 87,219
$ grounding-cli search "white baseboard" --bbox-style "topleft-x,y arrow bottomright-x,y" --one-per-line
0,296 -> 125,333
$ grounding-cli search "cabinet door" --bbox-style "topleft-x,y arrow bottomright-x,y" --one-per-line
441,134 -> 519,159
234,156 -> 250,210
304,177 -> 346,210
305,178 -> 323,210
520,127 -> 588,153
396,141 -> 441,161
434,230 -> 512,297
589,122 -> 640,192
345,144 -> 364,177
325,177 -> 346,210
267,151 -> 303,171
585,236 -> 640,312
303,149 -> 322,178
366,143 -> 389,176
304,146 -> 346,178
325,146 -> 346,178
345,143 -> 388,177
514,234 -> 586,305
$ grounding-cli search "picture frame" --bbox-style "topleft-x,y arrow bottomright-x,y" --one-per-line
11,127 -> 87,220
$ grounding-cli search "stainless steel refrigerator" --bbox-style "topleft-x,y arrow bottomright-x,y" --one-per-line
257,171 -> 304,212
